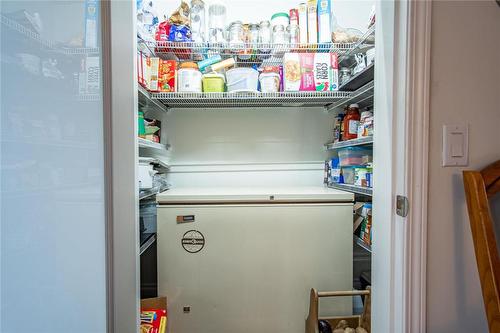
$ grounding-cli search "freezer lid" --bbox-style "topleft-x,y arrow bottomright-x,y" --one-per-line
156,186 -> 354,204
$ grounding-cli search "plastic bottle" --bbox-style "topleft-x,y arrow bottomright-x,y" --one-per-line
342,104 -> 360,141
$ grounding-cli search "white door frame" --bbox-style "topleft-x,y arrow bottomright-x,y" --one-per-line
106,0 -> 433,332
372,1 -> 432,332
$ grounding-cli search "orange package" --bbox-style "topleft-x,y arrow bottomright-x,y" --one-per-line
158,60 -> 177,92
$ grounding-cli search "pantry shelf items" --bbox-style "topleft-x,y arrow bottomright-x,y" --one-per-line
151,91 -> 351,108
339,63 -> 374,91
354,234 -> 371,253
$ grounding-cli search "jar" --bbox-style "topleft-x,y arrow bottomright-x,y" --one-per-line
339,67 -> 351,86
258,20 -> 272,58
239,23 -> 251,60
190,0 -> 206,43
287,24 -> 299,47
342,104 -> 361,140
272,24 -> 286,44
178,62 -> 202,92
208,1 -> 226,43
271,12 -> 290,29
228,21 -> 245,51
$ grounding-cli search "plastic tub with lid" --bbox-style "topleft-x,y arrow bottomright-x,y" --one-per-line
259,72 -> 280,93
202,73 -> 225,92
337,147 -> 372,167
178,62 -> 202,92
226,67 -> 259,93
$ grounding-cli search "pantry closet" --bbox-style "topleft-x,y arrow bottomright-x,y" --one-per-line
136,1 -> 375,332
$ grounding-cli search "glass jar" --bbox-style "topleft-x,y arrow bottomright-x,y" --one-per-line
190,0 -> 206,43
258,20 -> 272,58
339,67 -> 351,86
208,1 -> 226,43
286,24 -> 299,47
272,24 -> 286,44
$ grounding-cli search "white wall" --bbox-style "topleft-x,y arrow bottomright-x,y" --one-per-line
426,1 -> 500,332
166,107 -> 332,187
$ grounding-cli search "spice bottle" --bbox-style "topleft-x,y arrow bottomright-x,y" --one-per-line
342,104 -> 360,141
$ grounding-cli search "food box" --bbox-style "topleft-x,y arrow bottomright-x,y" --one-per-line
307,0 -> 318,44
298,3 -> 308,44
283,53 -> 339,91
317,0 -> 332,43
158,59 -> 176,92
138,51 -> 145,87
141,297 -> 167,333
146,57 -> 159,91
84,0 -> 98,48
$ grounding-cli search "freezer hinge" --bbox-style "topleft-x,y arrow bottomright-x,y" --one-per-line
396,195 -> 409,218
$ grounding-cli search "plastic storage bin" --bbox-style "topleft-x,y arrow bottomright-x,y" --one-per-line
202,73 -> 225,92
338,147 -> 372,167
226,67 -> 259,92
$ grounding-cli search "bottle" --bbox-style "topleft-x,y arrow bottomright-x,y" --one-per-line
342,104 -> 360,141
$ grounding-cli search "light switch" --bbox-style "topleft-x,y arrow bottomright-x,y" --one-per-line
442,124 -> 468,167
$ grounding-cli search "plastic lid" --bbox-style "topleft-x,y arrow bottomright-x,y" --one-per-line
180,62 -> 198,69
349,103 -> 359,108
203,73 -> 226,81
271,12 -> 290,20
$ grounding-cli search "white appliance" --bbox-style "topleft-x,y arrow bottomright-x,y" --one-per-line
156,187 -> 354,333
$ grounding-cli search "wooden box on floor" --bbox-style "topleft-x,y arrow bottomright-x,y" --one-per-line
306,288 -> 371,333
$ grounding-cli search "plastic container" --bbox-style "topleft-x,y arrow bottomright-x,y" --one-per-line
259,72 -> 280,93
341,167 -> 355,184
202,73 -> 225,92
226,67 -> 259,92
178,62 -> 202,92
338,147 -> 371,167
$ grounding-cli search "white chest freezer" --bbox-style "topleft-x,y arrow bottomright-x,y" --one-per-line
156,187 -> 354,333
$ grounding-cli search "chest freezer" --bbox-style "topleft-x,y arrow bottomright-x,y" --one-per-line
156,187 -> 354,333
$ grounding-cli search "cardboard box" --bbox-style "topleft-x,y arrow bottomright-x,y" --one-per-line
317,0 -> 332,43
298,3 -> 308,44
307,0 -> 318,44
141,297 -> 167,333
148,57 -> 160,92
158,60 -> 176,92
85,56 -> 100,94
141,297 -> 167,310
283,53 -> 339,91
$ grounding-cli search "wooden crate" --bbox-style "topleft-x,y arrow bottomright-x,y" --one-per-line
305,287 -> 371,333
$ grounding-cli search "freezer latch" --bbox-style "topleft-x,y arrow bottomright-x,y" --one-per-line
396,195 -> 409,218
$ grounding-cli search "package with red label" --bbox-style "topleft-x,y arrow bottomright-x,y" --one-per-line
283,53 -> 339,91
140,309 -> 167,333
158,59 -> 177,92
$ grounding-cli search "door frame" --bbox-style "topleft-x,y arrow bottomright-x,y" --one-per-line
105,0 -> 433,332
372,0 -> 432,332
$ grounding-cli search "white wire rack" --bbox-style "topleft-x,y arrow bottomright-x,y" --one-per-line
328,183 -> 372,196
339,25 -> 375,63
327,81 -> 374,113
325,136 -> 373,150
151,91 -> 352,109
139,39 -> 354,67
1,14 -> 100,55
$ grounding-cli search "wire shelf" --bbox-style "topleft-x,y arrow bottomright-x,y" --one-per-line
138,85 -> 168,113
354,235 -> 372,252
151,91 -> 352,109
138,137 -> 169,151
325,136 -> 373,150
327,81 -> 374,113
328,183 -> 372,196
139,39 -> 354,67
339,25 -> 375,63
1,14 -> 100,55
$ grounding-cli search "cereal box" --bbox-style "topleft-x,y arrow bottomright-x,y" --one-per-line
158,59 -> 176,92
298,3 -> 308,44
307,0 -> 318,44
318,0 -> 332,43
283,53 -> 339,91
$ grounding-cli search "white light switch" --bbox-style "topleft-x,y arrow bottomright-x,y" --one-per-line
442,124 -> 468,167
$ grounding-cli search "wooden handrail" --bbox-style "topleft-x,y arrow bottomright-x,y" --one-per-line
463,160 -> 500,332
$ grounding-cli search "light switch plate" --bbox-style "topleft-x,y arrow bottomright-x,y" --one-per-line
442,124 -> 468,167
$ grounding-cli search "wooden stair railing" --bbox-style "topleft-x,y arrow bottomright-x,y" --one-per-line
463,160 -> 500,333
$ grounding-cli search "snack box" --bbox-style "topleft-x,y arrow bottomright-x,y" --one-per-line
158,59 -> 176,92
283,52 -> 339,91
146,57 -> 159,91
307,0 -> 318,44
317,0 -> 332,43
298,3 -> 308,44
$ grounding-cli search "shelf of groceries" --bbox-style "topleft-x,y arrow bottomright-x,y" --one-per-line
328,183 -> 372,197
325,135 -> 373,150
136,0 -> 376,109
